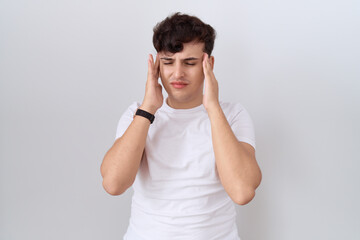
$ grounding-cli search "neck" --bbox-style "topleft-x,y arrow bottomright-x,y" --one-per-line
166,94 -> 203,109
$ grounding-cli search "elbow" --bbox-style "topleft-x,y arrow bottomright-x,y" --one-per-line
233,187 -> 256,206
256,168 -> 262,189
100,155 -> 128,196
102,177 -> 128,196
232,172 -> 262,205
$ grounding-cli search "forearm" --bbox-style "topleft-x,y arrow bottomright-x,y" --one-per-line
101,113 -> 151,195
101,52 -> 162,196
207,104 -> 261,204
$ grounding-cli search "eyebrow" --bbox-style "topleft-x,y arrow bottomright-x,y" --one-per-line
160,57 -> 199,61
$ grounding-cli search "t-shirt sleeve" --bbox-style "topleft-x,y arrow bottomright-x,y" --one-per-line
229,103 -> 256,150
115,101 -> 141,141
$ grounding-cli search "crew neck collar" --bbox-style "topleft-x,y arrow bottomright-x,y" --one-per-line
161,97 -> 206,114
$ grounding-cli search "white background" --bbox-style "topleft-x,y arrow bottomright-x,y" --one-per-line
1,0 -> 359,239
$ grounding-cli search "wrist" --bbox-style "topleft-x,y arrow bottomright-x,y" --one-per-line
139,104 -> 157,115
205,101 -> 221,113
205,102 -> 222,117
134,108 -> 155,124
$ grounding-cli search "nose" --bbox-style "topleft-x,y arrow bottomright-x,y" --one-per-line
174,63 -> 185,79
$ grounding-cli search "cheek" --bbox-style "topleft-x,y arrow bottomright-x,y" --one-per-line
160,66 -> 171,79
191,67 -> 205,82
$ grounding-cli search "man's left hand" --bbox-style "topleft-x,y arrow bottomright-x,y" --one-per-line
202,53 -> 220,111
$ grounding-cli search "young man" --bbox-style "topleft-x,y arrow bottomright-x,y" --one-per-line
101,12 -> 262,240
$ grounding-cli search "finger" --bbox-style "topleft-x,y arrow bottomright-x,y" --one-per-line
204,55 -> 217,83
202,53 -> 208,64
148,54 -> 154,75
202,53 -> 208,72
154,53 -> 160,78
206,54 -> 211,68
203,53 -> 212,75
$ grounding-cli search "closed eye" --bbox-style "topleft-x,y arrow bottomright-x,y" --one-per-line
162,62 -> 196,65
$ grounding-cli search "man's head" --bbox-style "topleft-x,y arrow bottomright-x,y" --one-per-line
152,13 -> 216,109
153,12 -> 216,56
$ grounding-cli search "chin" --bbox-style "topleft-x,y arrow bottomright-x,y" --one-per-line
169,94 -> 193,103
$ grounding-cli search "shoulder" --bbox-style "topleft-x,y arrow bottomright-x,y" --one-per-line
115,101 -> 141,121
220,101 -> 246,110
122,101 -> 141,115
220,101 -> 247,117
114,101 -> 141,140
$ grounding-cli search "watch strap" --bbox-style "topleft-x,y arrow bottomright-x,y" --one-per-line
134,108 -> 155,124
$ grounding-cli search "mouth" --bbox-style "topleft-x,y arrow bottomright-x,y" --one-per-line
171,81 -> 188,89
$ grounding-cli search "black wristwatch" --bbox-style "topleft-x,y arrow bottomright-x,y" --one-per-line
134,108 -> 155,124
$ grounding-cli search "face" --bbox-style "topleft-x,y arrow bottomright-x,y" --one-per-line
159,42 -> 213,109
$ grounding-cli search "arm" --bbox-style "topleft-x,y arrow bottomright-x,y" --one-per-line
100,54 -> 163,195
101,113 -> 152,195
207,105 -> 262,205
202,53 -> 262,205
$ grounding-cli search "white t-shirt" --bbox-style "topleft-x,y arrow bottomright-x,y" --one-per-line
115,97 -> 256,240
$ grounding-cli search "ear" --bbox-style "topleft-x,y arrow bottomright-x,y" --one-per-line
210,56 -> 215,70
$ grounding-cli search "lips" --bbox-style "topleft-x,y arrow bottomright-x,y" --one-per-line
171,81 -> 188,89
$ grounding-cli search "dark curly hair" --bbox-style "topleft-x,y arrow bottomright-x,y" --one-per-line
153,12 -> 216,56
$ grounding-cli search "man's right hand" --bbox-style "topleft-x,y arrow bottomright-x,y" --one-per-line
140,53 -> 163,115
101,54 -> 162,194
